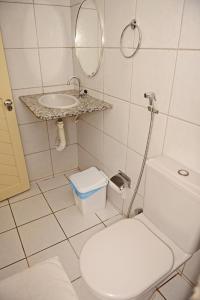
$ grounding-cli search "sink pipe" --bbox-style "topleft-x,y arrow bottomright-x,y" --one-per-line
56,118 -> 66,151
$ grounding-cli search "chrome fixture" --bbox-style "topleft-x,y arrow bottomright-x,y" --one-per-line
144,92 -> 159,114
178,169 -> 189,176
110,170 -> 131,191
67,76 -> 81,97
127,92 -> 159,218
4,99 -> 13,111
120,19 -> 142,59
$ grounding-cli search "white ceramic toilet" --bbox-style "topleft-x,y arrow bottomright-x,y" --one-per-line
80,156 -> 200,300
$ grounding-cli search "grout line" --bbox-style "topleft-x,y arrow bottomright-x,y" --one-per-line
16,212 -> 53,229
0,0 -> 71,7
180,273 -> 195,287
8,203 -> 29,267
0,258 -> 28,272
0,226 -> 16,235
71,276 -> 81,283
158,273 -> 178,290
26,238 -> 67,261
41,188 -> 70,240
157,289 -> 167,300
22,142 -> 78,159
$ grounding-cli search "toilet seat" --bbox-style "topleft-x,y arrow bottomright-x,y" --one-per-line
80,219 -> 174,300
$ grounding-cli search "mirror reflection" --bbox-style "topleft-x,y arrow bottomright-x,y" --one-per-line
75,0 -> 103,77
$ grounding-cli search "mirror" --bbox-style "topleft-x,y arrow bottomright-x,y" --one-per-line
75,0 -> 103,77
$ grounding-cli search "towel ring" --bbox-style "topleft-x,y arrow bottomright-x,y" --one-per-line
120,19 -> 142,58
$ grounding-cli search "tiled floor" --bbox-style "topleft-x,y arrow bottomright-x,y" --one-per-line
0,174 -> 194,300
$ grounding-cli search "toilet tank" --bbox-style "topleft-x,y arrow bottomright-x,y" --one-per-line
144,156 -> 200,254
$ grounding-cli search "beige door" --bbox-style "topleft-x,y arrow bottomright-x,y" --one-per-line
0,33 -> 30,201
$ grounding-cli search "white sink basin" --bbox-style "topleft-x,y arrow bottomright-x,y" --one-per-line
38,94 -> 79,109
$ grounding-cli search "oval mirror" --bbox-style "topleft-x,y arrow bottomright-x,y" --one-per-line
75,0 -> 104,77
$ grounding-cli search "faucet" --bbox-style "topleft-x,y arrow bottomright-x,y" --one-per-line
144,92 -> 159,114
67,76 -> 81,97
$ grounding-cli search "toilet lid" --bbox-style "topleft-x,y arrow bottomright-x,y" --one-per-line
80,219 -> 174,300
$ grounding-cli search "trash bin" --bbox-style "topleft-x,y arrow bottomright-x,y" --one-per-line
69,167 -> 108,214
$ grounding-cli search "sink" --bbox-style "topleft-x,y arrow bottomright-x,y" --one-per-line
38,94 -> 79,109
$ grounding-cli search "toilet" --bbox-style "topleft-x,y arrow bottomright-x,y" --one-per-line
80,156 -> 200,300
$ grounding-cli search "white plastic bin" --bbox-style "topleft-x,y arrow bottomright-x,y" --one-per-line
69,167 -> 108,214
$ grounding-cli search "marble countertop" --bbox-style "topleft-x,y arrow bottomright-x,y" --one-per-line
20,90 -> 112,121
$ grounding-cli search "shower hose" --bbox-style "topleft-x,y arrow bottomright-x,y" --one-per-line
127,104 -> 158,218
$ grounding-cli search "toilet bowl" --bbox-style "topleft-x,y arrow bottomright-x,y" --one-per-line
80,156 -> 200,300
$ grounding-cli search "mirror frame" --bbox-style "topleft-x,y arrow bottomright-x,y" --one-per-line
75,0 -> 104,78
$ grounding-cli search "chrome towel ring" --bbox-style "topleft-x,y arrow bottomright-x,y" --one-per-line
120,19 -> 142,58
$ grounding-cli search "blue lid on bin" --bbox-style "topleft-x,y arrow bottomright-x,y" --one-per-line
69,167 -> 108,194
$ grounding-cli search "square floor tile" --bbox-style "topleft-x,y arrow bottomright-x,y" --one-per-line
0,259 -> 28,281
73,278 -> 99,300
0,206 -> 15,233
55,206 -> 101,237
44,185 -> 75,212
0,229 -> 25,269
95,202 -> 119,221
9,182 -> 41,204
159,274 -> 193,300
28,240 -> 80,281
70,223 -> 105,257
11,194 -> 51,226
104,214 -> 124,227
37,175 -> 69,192
18,215 -> 65,256
0,200 -> 9,208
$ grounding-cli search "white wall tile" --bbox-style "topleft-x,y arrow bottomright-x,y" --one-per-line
47,118 -> 77,148
136,0 -> 184,48
164,117 -> 200,171
39,48 -> 73,86
51,144 -> 78,174
0,3 -> 37,48
78,145 -> 103,171
25,150 -> 53,181
123,192 -> 144,217
35,5 -> 72,47
5,49 -> 42,89
0,0 -> 33,2
104,49 -> 132,101
106,186 -> 124,213
81,111 -> 103,131
170,51 -> 200,125
104,0 -> 136,47
73,48 -> 104,92
35,0 -> 70,5
12,88 -> 42,124
103,95 -> 130,145
19,122 -> 49,155
103,134 -> 127,174
125,148 -> 145,196
78,120 -> 103,162
128,105 -> 167,157
179,0 -> 200,49
131,49 -> 176,113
